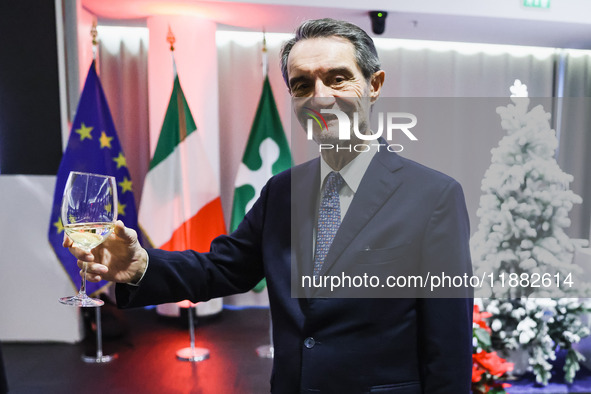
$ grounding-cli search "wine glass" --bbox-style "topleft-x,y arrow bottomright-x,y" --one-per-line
59,171 -> 118,307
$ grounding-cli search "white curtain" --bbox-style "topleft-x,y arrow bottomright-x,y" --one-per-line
97,26 -> 150,210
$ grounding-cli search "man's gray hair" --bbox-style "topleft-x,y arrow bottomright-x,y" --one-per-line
280,18 -> 381,88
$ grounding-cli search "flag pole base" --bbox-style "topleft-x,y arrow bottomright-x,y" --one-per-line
176,347 -> 210,362
82,353 -> 118,363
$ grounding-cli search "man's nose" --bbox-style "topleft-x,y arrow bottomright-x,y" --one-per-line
311,80 -> 336,107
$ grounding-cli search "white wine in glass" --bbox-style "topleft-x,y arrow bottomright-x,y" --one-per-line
59,171 -> 118,307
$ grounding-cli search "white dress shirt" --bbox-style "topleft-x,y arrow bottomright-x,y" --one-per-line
318,147 -> 378,220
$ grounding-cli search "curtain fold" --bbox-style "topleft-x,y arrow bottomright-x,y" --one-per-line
557,50 -> 591,241
97,27 -> 150,210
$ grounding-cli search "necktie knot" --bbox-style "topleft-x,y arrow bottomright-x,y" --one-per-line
321,171 -> 344,209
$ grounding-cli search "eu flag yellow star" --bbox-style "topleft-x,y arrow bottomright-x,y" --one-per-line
113,152 -> 127,169
53,217 -> 64,234
118,202 -> 127,217
75,123 -> 93,141
118,177 -> 133,193
99,131 -> 113,149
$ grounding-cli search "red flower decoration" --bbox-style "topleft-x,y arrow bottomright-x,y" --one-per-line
473,305 -> 493,333
472,364 -> 486,382
471,304 -> 513,393
473,351 -> 514,378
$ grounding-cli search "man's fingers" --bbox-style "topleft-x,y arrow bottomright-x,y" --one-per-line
63,234 -> 73,248
65,234 -> 96,260
113,220 -> 137,243
80,270 -> 102,283
78,260 -> 106,283
69,247 -> 94,261
77,260 -> 107,275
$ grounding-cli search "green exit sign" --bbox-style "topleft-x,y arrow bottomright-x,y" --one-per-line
523,0 -> 550,8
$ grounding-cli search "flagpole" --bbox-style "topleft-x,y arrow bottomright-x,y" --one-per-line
83,21 -> 118,364
91,20 -> 98,61
256,30 -> 274,359
164,27 -> 209,362
262,29 -> 268,79
167,25 -> 178,78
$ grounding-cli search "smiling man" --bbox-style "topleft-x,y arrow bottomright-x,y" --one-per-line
288,32 -> 384,171
66,18 -> 473,393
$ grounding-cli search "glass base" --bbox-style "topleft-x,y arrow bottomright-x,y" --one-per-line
59,294 -> 104,307
176,347 -> 209,362
256,344 -> 274,359
82,353 -> 117,363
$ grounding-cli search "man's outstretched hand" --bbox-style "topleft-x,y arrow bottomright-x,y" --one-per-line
64,220 -> 148,284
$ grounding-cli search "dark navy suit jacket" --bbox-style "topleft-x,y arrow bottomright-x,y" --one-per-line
117,148 -> 473,393
0,344 -> 7,394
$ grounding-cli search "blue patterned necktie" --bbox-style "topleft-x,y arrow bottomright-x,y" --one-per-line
314,171 -> 344,276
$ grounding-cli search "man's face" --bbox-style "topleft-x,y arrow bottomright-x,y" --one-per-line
287,36 -> 382,146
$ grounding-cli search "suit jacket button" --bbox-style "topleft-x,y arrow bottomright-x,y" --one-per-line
304,337 -> 316,349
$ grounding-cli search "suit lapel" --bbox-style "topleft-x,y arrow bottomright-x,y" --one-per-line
318,149 -> 404,276
291,158 -> 320,282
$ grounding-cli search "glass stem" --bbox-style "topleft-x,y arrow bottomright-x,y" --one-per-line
79,261 -> 88,297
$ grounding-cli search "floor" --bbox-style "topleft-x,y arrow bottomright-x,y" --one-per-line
2,304 -> 273,394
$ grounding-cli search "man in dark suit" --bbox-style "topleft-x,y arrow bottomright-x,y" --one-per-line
67,18 -> 473,393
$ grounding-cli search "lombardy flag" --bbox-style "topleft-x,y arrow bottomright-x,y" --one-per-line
231,76 -> 292,291
139,74 -> 225,253
48,61 -> 139,296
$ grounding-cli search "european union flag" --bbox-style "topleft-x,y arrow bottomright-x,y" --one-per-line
48,61 -> 139,296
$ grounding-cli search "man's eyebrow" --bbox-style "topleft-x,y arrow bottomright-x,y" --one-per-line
326,67 -> 355,76
289,66 -> 355,88
289,76 -> 308,88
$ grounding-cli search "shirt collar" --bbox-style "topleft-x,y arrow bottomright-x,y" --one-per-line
319,147 -> 377,193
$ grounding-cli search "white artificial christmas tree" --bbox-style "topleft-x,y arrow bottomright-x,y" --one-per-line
471,80 -> 587,299
471,80 -> 590,385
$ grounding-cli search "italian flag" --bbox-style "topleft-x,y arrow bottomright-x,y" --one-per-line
231,76 -> 292,291
139,75 -> 225,253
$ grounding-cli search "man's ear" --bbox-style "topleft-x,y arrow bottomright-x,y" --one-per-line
369,70 -> 385,103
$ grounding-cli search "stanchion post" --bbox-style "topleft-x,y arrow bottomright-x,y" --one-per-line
176,304 -> 210,362
82,306 -> 118,363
